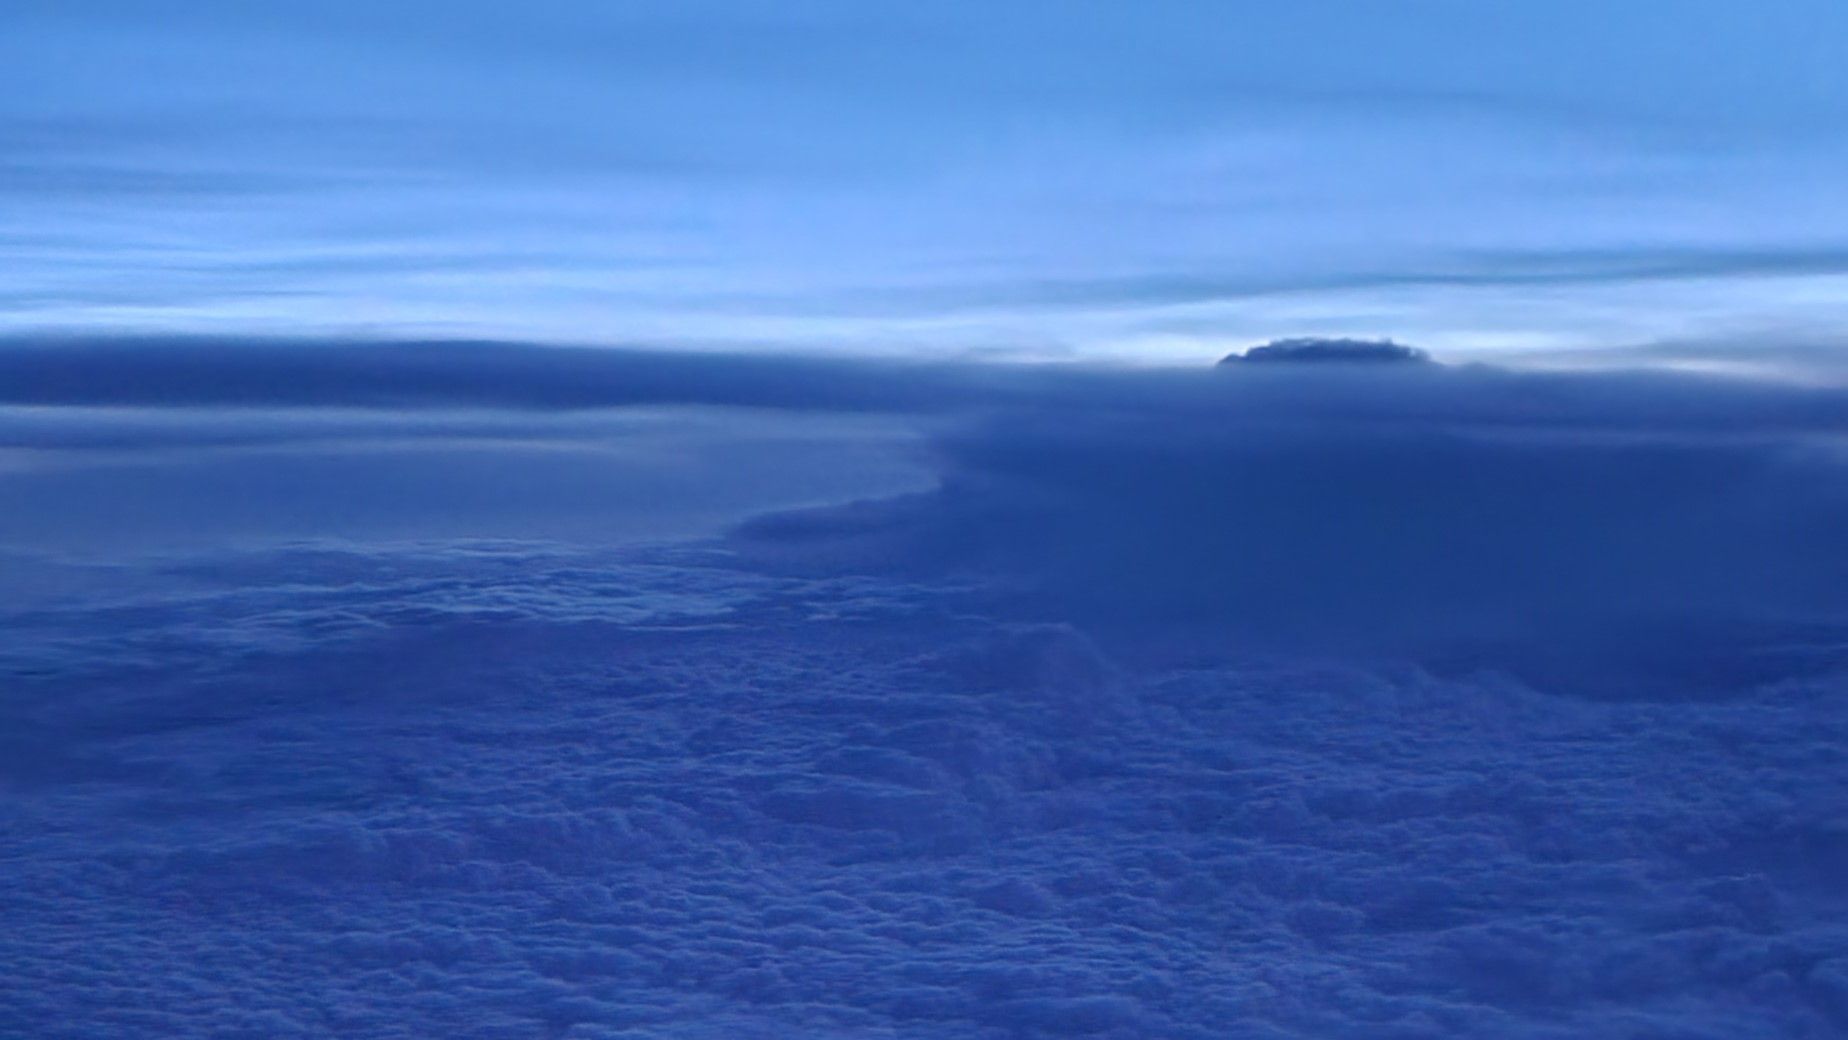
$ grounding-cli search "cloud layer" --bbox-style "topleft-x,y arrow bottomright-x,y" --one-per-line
3,339 -> 1847,1036
2,541 -> 1845,1038
11,336 -> 1848,692
735,356 -> 1848,696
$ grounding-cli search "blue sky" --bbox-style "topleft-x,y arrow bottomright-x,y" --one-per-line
7,1 -> 1848,359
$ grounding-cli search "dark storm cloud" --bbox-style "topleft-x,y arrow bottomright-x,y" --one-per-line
6,334 -> 1848,692
731,356 -> 1848,696
0,336 -> 981,412
9,333 -> 1848,424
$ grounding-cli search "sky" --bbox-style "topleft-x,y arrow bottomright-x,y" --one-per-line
7,7 -> 1848,1038
8,1 -> 1848,359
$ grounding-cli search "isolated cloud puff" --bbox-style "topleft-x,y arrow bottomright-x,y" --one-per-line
1220,337 -> 1432,365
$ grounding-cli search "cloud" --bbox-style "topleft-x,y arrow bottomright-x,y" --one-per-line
735,358 -> 1848,696
0,336 -> 981,412
0,346 -> 937,554
3,539 -> 1845,1038
4,339 -> 1848,1034
1222,337 -> 1433,365
8,336 -> 1848,696
706,246 -> 1848,321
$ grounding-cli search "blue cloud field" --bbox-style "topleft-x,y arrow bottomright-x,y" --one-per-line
3,339 -> 1846,1038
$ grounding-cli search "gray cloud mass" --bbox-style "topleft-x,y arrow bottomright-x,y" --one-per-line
2,337 -> 1846,1037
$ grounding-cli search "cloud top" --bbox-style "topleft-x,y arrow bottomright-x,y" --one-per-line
1221,337 -> 1433,365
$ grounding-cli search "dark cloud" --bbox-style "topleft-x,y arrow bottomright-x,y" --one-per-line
0,336 -> 986,412
1221,337 -> 1432,365
0,340 -> 950,553
11,338 -> 1848,695
0,408 -> 928,554
5,340 -> 1848,1037
11,338 -> 1848,696
735,358 -> 1848,696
